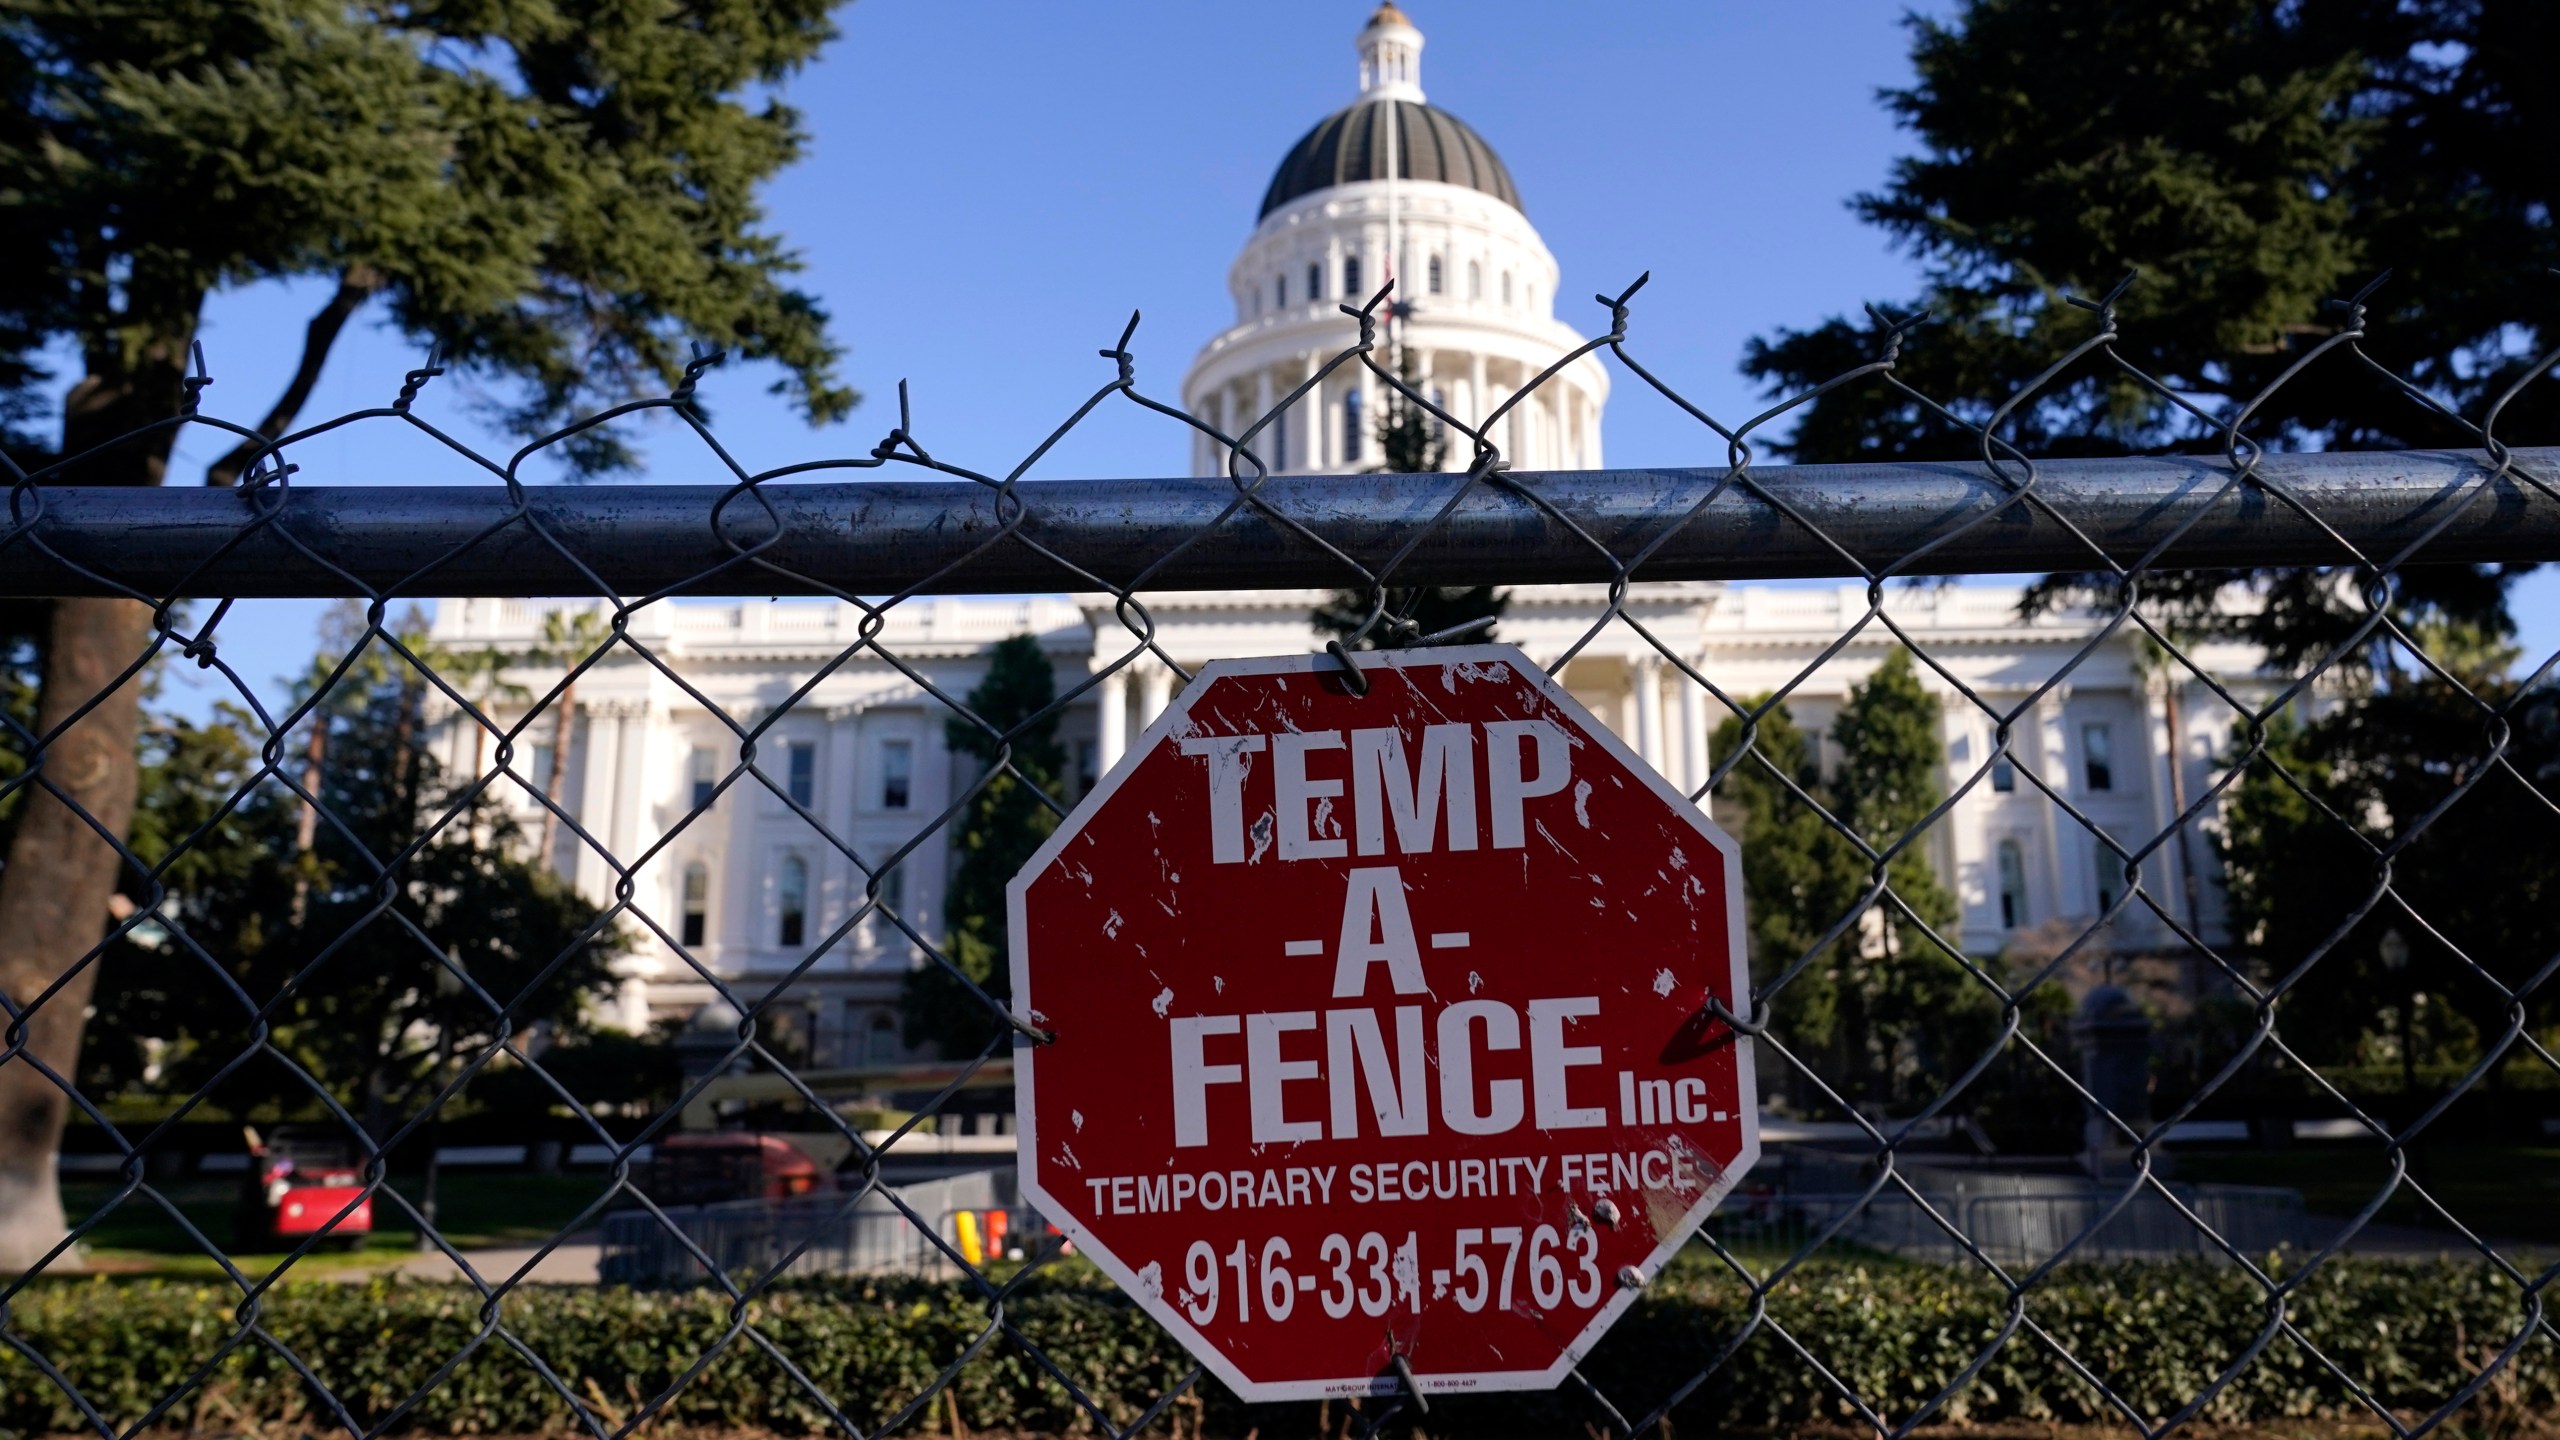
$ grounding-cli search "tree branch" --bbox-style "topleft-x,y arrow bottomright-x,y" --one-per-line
205,266 -> 383,488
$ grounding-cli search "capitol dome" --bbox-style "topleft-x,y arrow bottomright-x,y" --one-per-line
1259,100 -> 1522,219
1181,5 -> 1607,477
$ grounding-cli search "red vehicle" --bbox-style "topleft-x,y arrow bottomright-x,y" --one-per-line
647,1133 -> 822,1205
234,1126 -> 373,1250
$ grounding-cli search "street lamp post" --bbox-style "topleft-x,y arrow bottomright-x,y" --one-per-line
2378,927 -> 2413,1096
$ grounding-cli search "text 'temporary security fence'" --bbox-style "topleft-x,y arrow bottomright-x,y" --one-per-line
4,277 -> 2559,1438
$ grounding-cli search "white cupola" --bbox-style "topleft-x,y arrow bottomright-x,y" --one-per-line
1357,4 -> 1426,104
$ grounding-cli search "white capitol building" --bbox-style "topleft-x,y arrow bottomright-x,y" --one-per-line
432,8 -> 2258,1063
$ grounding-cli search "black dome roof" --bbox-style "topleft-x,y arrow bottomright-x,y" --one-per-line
1258,99 -> 1522,220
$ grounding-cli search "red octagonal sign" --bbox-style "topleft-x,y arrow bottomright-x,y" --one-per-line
1009,646 -> 1758,1400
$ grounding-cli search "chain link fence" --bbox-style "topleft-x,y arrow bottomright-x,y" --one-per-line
3,277 -> 2558,1437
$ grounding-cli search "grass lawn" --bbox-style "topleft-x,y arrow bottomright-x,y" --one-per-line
2173,1142 -> 2560,1245
56,1172 -> 615,1279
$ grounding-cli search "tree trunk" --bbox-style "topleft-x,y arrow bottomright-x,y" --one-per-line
288,716 -> 329,928
0,597 -> 153,1269
0,310 -> 197,1270
539,681 -> 575,873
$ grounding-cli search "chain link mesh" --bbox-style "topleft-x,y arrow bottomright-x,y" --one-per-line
3,277 -> 2557,1437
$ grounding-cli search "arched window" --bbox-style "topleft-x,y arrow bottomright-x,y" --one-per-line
1275,274 -> 1287,308
777,854 -> 807,947
1501,271 -> 1514,305
680,862 -> 709,947
1996,842 -> 2027,931
1468,260 -> 1482,299
1343,390 -> 1364,464
1427,254 -> 1444,294
1307,262 -> 1322,301
1343,255 -> 1363,298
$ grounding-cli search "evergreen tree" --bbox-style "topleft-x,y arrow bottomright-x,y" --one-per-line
1827,649 -> 1985,1108
2219,667 -> 2560,1074
1744,0 -> 2557,664
81,620 -> 627,1132
1712,651 -> 1990,1110
1710,699 -> 1863,1064
1313,347 -> 1506,649
903,636 -> 1066,1057
0,0 -> 852,1264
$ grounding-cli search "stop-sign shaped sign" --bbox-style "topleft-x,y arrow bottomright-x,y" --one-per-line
1009,646 -> 1757,1400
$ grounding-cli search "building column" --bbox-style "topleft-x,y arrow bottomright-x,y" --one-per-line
1255,368 -> 1276,471
2037,687 -> 2078,919
1212,387 -> 1235,477
1302,353 -> 1324,474
571,702 -> 620,904
1633,653 -> 1664,772
1140,662 -> 1175,729
1095,668 -> 1129,774
604,698 -> 657,896
1469,352 -> 1489,432
826,702 -> 864,969
1678,661 -> 1709,796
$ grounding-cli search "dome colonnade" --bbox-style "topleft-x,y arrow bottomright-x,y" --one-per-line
1181,5 -> 1607,477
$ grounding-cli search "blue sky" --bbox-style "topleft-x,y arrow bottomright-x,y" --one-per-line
74,0 -> 2558,711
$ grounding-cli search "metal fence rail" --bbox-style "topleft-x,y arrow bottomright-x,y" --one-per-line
4,278 -> 2558,1438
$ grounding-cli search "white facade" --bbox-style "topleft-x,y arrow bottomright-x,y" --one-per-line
424,8 -> 2265,1054
430,585 -> 2258,1057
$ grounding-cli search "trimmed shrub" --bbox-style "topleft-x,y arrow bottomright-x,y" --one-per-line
3,1260 -> 2552,1436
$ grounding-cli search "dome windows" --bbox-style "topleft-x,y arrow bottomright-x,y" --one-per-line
1501,270 -> 1513,306
1275,273 -> 1288,308
1427,254 -> 1443,294
1307,262 -> 1322,302
1468,260 -> 1481,299
1344,254 -> 1363,298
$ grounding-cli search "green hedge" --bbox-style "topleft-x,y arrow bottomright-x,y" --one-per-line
4,1261 -> 2553,1436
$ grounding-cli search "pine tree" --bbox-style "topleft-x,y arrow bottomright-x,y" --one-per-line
903,636 -> 1066,1057
1713,651 -> 1989,1111
0,0 -> 852,1265
1827,649 -> 1985,1108
1744,0 -> 2557,664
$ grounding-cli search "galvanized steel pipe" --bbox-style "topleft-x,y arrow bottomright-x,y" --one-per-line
3,448 -> 2553,598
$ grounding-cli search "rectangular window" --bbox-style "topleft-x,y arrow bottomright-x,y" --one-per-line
777,855 -> 807,948
527,742 -> 554,794
2094,851 -> 2123,914
1275,274 -> 1287,307
1344,255 -> 1363,297
786,741 -> 815,808
871,864 -> 907,939
680,862 -> 709,948
2081,722 -> 2115,792
1996,841 -> 2027,930
689,746 -> 717,809
1991,754 -> 2016,793
880,739 -> 912,810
